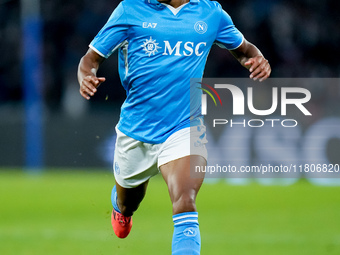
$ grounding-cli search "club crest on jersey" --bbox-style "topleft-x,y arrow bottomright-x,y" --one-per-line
141,37 -> 162,56
194,21 -> 208,34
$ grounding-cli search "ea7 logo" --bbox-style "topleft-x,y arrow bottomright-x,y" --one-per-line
143,22 -> 157,28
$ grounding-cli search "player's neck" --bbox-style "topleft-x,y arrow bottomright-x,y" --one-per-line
157,0 -> 189,8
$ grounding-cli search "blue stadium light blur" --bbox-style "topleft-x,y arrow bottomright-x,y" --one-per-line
21,0 -> 43,172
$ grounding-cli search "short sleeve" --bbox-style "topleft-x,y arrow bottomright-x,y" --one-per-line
89,2 -> 129,58
215,9 -> 244,50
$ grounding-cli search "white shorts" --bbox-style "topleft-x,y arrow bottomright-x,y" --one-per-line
113,124 -> 208,188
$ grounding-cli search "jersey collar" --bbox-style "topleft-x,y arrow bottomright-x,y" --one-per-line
146,0 -> 199,7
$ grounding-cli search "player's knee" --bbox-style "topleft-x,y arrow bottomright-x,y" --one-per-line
119,206 -> 132,217
118,201 -> 139,217
172,194 -> 196,214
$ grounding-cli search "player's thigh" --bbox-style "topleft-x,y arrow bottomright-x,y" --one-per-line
114,127 -> 159,189
160,155 -> 206,205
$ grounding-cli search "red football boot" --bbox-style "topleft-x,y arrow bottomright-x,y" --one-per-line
111,208 -> 132,238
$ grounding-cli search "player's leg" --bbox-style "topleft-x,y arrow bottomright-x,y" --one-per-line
114,180 -> 149,216
110,127 -> 159,238
110,180 -> 149,238
160,155 -> 206,255
160,155 -> 205,215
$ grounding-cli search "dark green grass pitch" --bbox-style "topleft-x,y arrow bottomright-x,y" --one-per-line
0,170 -> 339,255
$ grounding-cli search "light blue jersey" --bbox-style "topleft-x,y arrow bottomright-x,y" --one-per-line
90,0 -> 243,143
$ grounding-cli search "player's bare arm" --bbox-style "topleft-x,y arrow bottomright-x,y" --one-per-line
230,39 -> 271,82
78,48 -> 106,100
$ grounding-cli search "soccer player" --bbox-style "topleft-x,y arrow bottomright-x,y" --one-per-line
78,0 -> 271,254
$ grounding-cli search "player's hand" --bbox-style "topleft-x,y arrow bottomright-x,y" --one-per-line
244,56 -> 271,82
79,76 -> 106,100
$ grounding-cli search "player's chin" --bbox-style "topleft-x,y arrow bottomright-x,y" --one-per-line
156,0 -> 172,3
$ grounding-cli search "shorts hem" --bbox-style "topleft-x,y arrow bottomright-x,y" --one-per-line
114,174 -> 153,189
158,152 -> 208,168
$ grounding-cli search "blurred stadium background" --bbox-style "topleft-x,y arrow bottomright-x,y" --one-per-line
0,0 -> 340,254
